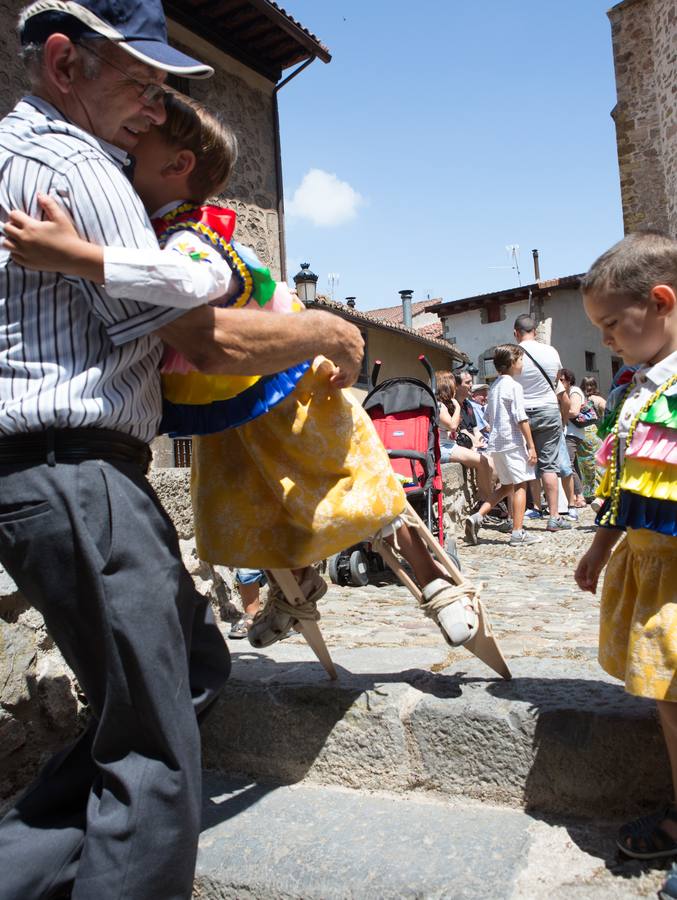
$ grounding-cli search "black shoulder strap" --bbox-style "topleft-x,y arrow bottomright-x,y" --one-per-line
521,345 -> 556,393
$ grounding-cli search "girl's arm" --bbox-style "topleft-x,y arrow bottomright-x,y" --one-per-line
448,398 -> 462,432
574,527 -> 623,594
3,193 -> 232,309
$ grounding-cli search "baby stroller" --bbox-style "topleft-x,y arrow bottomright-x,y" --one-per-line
328,355 -> 458,587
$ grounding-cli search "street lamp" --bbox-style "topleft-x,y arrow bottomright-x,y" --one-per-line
293,262 -> 318,304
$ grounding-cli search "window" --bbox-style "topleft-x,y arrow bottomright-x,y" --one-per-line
585,351 -> 597,371
480,302 -> 503,325
611,356 -> 623,378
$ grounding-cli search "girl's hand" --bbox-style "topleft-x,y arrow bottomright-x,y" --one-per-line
526,444 -> 537,466
574,544 -> 611,594
3,192 -> 85,274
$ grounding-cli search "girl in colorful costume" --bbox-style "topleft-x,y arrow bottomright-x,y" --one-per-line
575,232 -> 677,863
4,91 -> 508,676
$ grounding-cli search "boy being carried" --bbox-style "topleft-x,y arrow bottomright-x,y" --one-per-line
464,344 -> 541,547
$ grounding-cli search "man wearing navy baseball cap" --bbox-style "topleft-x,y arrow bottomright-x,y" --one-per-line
0,3 -> 364,897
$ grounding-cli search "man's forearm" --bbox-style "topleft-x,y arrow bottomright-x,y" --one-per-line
156,305 -> 364,384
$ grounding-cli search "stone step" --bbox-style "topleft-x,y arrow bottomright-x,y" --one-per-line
195,774 -> 666,899
202,646 -> 669,819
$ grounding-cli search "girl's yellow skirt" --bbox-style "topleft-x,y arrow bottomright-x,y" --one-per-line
191,358 -> 407,569
599,527 -> 677,701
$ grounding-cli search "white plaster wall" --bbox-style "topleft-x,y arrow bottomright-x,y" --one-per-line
442,291 -> 616,393
443,300 -> 530,375
547,289 -> 617,393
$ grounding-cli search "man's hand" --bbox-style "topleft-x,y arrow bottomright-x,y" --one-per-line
322,316 -> 364,388
526,444 -> 537,466
2,193 -> 103,280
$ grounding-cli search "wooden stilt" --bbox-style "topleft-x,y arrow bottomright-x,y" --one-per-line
267,569 -> 337,680
373,502 -> 512,680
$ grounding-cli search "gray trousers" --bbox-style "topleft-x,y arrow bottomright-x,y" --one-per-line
0,459 -> 231,900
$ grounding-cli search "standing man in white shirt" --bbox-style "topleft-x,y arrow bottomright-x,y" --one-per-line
513,314 -> 573,532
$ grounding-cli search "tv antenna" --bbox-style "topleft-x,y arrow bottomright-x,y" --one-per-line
327,272 -> 340,300
487,244 -> 522,286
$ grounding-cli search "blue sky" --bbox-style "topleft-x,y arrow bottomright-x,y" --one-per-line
277,1 -> 623,310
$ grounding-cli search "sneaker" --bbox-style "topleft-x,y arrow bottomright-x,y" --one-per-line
464,512 -> 482,545
566,507 -> 579,521
546,516 -> 573,532
497,518 -> 514,533
525,509 -> 543,519
509,530 -> 543,546
248,567 -> 327,648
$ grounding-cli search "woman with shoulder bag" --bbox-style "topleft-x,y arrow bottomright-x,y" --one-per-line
577,376 -> 606,502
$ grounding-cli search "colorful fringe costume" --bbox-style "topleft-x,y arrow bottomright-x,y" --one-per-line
153,204 -> 406,569
594,354 -> 677,700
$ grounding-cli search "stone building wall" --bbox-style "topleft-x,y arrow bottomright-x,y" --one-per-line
0,3 -> 283,275
608,0 -> 677,237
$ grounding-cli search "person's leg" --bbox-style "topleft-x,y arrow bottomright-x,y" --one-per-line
541,471 -> 560,519
0,460 -> 229,900
658,701 -> 677,842
450,445 -> 494,501
511,483 -> 526,531
240,579 -> 262,618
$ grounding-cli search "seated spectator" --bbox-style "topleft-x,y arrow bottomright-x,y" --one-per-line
470,382 -> 491,441
435,370 -> 495,501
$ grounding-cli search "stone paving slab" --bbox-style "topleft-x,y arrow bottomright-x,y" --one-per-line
202,651 -> 669,818
195,775 -> 670,900
204,509 -> 670,817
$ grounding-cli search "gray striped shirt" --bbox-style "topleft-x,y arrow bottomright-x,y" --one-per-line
0,96 -> 186,443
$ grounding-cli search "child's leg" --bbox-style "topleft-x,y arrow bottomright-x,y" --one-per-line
659,700 -> 677,840
473,482 -> 514,521
511,483 -> 526,531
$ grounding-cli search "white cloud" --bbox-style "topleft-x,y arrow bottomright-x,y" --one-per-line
288,168 -> 363,227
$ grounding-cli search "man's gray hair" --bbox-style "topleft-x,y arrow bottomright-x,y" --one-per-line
581,231 -> 677,302
513,314 -> 536,335
19,28 -> 102,82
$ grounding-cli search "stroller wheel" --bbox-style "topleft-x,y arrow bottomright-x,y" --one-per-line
327,553 -> 341,585
349,549 -> 369,587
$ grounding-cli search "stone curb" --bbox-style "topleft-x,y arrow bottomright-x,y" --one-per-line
202,646 -> 670,818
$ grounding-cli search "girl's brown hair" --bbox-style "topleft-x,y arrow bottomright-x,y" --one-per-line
435,370 -> 456,413
159,90 -> 238,203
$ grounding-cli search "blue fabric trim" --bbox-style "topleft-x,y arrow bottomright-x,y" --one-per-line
160,361 -> 310,437
595,491 -> 677,536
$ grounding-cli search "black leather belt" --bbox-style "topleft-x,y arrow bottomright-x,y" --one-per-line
0,428 -> 152,472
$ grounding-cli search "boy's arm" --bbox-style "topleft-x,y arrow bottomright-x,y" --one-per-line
3,193 -> 232,309
517,419 -> 537,466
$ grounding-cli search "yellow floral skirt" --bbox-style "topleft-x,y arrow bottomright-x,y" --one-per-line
191,358 -> 407,569
599,527 -> 677,701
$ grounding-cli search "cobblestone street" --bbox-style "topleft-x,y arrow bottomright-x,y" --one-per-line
303,507 -> 601,666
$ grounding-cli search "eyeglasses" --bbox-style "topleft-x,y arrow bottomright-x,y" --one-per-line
76,43 -> 166,105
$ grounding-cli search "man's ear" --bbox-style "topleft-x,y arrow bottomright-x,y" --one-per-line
651,283 -> 676,317
42,34 -> 80,95
162,150 -> 197,180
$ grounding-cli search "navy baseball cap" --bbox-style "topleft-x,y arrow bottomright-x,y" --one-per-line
18,0 -> 214,78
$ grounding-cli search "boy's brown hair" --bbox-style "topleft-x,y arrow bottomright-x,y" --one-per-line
493,343 -> 523,374
580,231 -> 677,303
159,90 -> 238,204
